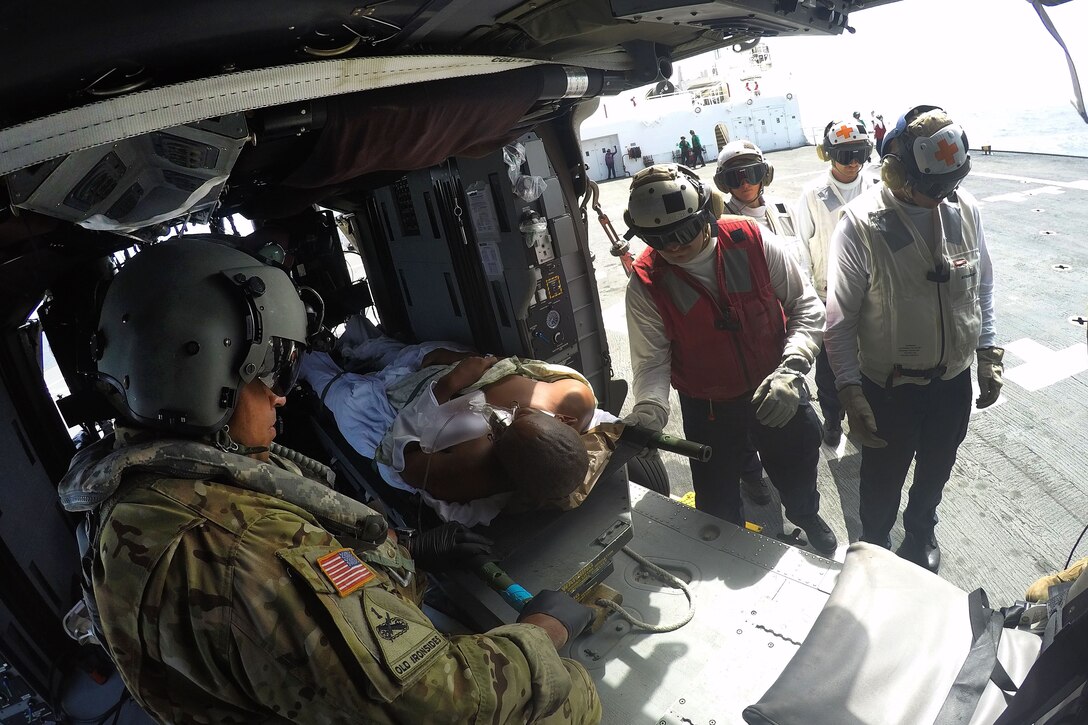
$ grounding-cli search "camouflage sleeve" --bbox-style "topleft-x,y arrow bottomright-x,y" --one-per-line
229,510 -> 602,724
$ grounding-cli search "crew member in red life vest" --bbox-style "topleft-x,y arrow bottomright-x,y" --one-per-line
621,164 -> 837,555
825,105 -> 1002,573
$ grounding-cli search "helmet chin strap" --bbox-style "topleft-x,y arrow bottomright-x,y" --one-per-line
213,426 -> 269,457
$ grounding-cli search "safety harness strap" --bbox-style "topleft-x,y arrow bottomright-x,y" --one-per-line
993,602 -> 1088,724
884,363 -> 948,389
1030,0 -> 1087,123
934,588 -> 1014,724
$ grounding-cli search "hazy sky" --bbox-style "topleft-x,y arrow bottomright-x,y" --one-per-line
763,0 -> 1087,124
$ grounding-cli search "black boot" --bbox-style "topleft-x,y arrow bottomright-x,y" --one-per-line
822,417 -> 842,446
896,530 -> 941,573
740,474 -> 772,505
791,513 -> 838,556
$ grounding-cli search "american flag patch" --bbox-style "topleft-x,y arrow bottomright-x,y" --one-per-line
317,548 -> 376,597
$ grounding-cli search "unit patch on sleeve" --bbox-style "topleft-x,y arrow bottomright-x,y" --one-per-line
317,548 -> 376,597
362,588 -> 448,684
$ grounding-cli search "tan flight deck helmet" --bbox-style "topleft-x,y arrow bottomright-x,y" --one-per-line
622,163 -> 714,250
879,104 -> 971,201
94,236 -> 317,439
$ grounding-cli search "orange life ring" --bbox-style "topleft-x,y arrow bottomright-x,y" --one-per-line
745,80 -> 759,92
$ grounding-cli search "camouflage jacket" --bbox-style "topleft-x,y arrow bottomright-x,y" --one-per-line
58,435 -> 601,724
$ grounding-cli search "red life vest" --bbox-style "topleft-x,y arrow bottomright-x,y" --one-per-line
632,217 -> 787,400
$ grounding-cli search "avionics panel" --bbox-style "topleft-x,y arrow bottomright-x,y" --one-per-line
359,133 -> 611,399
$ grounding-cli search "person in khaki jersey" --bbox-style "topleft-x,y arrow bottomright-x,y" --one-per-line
59,236 -> 601,724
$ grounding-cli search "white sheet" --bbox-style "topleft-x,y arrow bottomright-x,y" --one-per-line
301,349 -> 509,525
299,329 -> 618,527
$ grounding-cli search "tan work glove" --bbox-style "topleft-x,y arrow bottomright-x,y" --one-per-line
976,346 -> 1004,409
623,400 -> 669,432
752,366 -> 806,428
838,384 -> 887,448
1025,556 -> 1088,602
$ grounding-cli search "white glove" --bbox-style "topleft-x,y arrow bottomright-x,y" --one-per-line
752,367 -> 806,428
976,347 -> 1004,409
837,385 -> 887,448
623,400 -> 669,432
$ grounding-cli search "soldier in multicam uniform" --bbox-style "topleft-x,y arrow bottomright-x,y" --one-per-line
59,236 -> 602,724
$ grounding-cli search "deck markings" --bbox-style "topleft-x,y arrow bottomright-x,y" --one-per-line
1002,337 -> 1088,392
981,185 -> 1065,203
971,171 -> 1088,192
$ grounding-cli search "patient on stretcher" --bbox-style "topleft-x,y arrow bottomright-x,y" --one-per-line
299,317 -> 619,525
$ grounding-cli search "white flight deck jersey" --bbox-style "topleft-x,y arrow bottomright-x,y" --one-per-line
796,170 -> 873,301
722,192 -> 811,276
846,185 -> 982,387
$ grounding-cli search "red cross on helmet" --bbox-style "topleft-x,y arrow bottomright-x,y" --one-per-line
820,119 -> 873,165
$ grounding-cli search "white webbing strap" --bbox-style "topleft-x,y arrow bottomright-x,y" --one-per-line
1029,0 -> 1087,123
0,55 -> 553,176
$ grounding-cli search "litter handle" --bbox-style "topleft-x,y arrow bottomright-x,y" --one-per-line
648,432 -> 712,462
472,557 -> 533,612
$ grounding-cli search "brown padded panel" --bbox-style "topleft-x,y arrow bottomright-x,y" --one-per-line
284,66 -> 546,189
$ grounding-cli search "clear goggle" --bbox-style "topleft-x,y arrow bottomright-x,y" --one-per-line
719,162 -> 767,189
255,337 -> 304,396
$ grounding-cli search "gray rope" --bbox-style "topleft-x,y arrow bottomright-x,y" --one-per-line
595,545 -> 695,633
270,442 -> 336,486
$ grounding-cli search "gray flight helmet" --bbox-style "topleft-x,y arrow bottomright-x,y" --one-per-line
95,236 -> 308,435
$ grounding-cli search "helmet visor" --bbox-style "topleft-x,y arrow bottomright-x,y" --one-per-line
913,156 -> 971,201
256,337 -> 304,396
639,214 -> 709,251
720,162 -> 767,189
913,175 -> 966,202
830,145 -> 871,166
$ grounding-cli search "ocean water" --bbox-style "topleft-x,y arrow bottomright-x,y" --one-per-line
956,103 -> 1088,158
796,100 -> 1088,158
